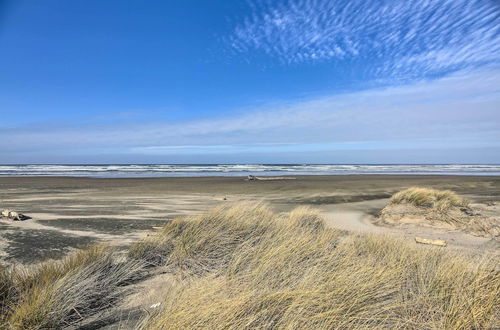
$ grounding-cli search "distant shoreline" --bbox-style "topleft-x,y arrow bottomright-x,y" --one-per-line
1,164 -> 500,178
2,173 -> 500,179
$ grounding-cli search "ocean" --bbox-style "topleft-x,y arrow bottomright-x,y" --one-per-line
0,164 -> 499,177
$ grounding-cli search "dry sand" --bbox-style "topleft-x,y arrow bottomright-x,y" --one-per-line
0,175 -> 499,264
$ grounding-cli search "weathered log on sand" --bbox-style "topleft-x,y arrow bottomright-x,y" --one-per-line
246,176 -> 296,181
1,209 -> 31,221
415,237 -> 447,247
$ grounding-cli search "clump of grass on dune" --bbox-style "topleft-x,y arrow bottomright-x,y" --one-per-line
2,245 -> 145,329
137,203 -> 500,329
381,187 -> 499,238
390,187 -> 470,212
130,203 -> 278,274
0,265 -> 18,325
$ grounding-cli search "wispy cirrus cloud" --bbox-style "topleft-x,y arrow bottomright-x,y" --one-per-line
228,0 -> 499,78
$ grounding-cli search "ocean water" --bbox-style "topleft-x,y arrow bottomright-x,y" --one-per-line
0,164 -> 499,177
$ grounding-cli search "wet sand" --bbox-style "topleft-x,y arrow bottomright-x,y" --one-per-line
0,175 -> 499,264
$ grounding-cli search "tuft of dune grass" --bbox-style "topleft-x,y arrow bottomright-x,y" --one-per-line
381,187 -> 499,238
0,265 -> 18,325
130,203 -> 277,273
390,187 -> 469,212
2,245 -> 145,329
137,203 -> 500,329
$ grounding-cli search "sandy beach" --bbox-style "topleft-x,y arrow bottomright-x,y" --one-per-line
0,175 -> 498,264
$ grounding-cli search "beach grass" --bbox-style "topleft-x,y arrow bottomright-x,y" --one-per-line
390,187 -> 470,211
0,265 -> 18,325
1,246 -> 145,329
381,187 -> 499,238
136,203 -> 499,329
1,203 -> 499,329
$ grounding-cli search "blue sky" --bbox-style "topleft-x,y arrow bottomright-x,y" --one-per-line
0,0 -> 499,164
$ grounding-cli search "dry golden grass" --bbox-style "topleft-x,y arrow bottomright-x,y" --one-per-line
0,265 -> 18,325
390,187 -> 470,212
2,202 -> 498,329
381,187 -> 499,238
1,245 -> 145,329
137,203 -> 500,329
129,203 -> 277,274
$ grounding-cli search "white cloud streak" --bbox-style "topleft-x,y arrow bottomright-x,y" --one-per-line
228,0 -> 500,77
1,68 -> 498,158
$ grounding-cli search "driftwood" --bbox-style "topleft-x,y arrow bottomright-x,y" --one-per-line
415,237 -> 447,247
1,209 -> 31,221
246,175 -> 296,181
